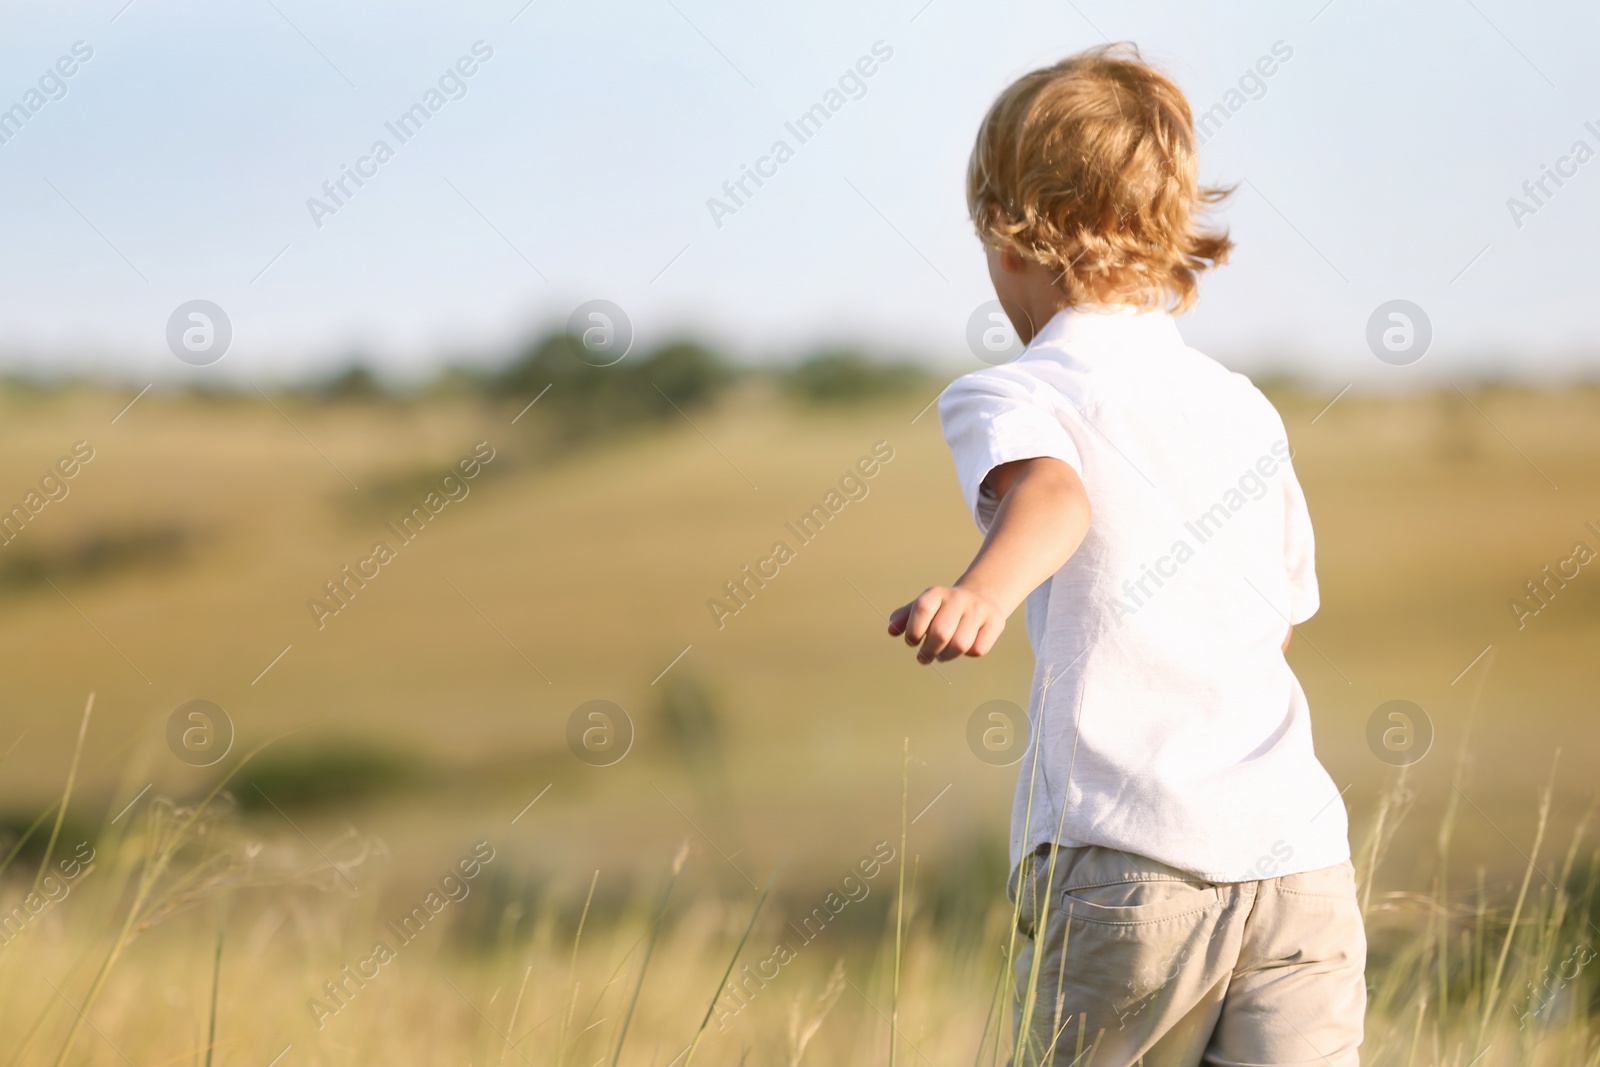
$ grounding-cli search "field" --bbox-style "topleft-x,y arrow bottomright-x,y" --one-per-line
2,378 -> 1599,1065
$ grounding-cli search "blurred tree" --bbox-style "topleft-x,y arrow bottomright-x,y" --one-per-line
492,332 -> 734,446
783,349 -> 929,404
312,363 -> 387,401
641,339 -> 732,410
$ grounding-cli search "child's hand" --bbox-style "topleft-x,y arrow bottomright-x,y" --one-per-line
888,585 -> 1005,664
883,457 -> 1090,667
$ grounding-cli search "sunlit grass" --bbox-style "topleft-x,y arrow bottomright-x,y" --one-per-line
2,706 -> 1598,1066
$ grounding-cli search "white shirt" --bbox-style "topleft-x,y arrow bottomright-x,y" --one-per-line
939,305 -> 1349,882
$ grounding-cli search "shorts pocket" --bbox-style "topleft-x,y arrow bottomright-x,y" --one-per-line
1011,854 -> 1235,1062
1058,877 -> 1223,926
1014,847 -> 1222,935
1276,859 -> 1358,901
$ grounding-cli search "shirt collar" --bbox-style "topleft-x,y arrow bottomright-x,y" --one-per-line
1024,304 -> 1183,355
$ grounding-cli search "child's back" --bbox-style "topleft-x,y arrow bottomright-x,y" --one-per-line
941,305 -> 1346,883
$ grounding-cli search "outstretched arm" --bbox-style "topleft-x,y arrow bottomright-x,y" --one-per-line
888,456 -> 1091,664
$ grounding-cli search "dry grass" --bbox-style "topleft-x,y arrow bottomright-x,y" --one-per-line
2,382 -> 1599,1063
2,716 -> 1599,1066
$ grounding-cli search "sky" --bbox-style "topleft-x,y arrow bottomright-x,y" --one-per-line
0,0 -> 1597,386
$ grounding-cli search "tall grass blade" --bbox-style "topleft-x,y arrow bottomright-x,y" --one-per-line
612,842 -> 688,1067
30,693 -> 92,901
891,738 -> 909,1067
204,902 -> 224,1067
500,963 -> 533,1067
557,869 -> 600,1067
681,881 -> 770,1067
1474,753 -> 1557,1049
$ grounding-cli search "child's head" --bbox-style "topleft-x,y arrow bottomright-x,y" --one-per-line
968,44 -> 1231,322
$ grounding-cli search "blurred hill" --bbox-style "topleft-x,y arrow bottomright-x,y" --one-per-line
0,340 -> 1597,899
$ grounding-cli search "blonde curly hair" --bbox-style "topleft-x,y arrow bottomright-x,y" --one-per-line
967,43 -> 1233,312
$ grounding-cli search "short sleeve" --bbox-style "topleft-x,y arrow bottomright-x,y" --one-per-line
1283,459 -> 1319,624
937,369 -> 1083,533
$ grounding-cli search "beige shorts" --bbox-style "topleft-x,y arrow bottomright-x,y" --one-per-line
1009,845 -> 1366,1067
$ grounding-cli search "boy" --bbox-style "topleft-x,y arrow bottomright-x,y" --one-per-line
886,45 -> 1365,1066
